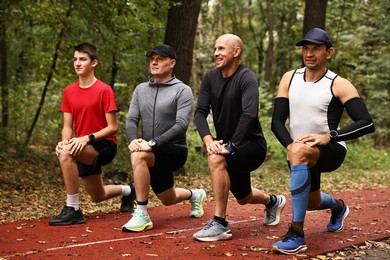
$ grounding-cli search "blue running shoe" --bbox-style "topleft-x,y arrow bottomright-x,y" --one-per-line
327,199 -> 349,232
272,226 -> 307,255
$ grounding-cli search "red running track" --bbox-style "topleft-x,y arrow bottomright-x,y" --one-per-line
1,188 -> 389,259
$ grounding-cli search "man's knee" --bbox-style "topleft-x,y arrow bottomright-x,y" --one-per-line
288,143 -> 312,164
208,154 -> 226,171
130,152 -> 149,167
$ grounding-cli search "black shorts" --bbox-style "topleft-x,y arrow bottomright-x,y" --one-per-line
77,140 -> 117,177
225,138 -> 267,200
149,143 -> 188,195
287,142 -> 347,192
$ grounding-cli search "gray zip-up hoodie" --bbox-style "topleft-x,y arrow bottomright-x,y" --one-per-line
125,76 -> 194,149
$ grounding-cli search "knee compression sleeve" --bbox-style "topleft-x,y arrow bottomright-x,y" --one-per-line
290,164 -> 311,223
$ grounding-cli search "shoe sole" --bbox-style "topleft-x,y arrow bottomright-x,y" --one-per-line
48,218 -> 86,226
327,206 -> 349,232
272,245 -> 307,255
122,223 -> 153,232
193,230 -> 232,242
264,195 -> 287,226
190,189 -> 206,218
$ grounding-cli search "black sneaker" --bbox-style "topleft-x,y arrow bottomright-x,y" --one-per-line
48,206 -> 86,226
120,183 -> 136,212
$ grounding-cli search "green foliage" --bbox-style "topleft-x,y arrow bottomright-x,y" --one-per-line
0,0 -> 389,178
343,137 -> 390,170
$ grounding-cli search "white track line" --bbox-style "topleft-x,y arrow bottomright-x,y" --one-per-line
2,218 -> 257,258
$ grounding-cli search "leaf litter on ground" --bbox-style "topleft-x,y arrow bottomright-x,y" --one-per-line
0,152 -> 389,259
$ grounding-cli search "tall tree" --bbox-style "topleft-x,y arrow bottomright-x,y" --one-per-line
164,0 -> 202,85
263,0 -> 274,84
25,1 -> 72,145
303,0 -> 327,33
0,21 -> 8,129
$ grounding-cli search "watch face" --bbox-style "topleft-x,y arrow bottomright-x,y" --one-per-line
330,130 -> 338,138
89,134 -> 95,142
148,140 -> 156,147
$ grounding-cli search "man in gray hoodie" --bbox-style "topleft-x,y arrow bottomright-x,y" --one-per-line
122,44 -> 206,232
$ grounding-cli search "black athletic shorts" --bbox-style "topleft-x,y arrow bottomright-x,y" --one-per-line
225,138 -> 267,200
287,142 -> 347,192
77,140 -> 117,177
149,143 -> 188,195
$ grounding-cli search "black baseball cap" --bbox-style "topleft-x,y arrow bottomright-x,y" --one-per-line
146,44 -> 176,59
296,27 -> 333,48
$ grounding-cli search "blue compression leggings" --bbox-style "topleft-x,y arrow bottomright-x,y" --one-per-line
317,192 -> 339,210
290,164 -> 311,223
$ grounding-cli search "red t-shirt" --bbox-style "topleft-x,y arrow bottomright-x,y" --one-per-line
60,80 -> 117,144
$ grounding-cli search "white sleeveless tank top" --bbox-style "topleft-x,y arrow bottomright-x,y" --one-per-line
289,68 -> 346,148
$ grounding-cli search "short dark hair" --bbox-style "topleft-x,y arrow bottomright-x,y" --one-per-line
74,43 -> 98,61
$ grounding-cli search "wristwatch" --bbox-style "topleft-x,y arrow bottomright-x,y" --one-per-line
329,130 -> 338,140
88,134 -> 95,143
225,142 -> 237,155
148,139 -> 157,151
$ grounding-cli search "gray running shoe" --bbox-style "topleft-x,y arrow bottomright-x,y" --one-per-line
263,195 -> 286,226
193,219 -> 232,242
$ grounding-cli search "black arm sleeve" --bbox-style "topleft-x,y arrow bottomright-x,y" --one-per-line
332,97 -> 375,142
271,97 -> 294,148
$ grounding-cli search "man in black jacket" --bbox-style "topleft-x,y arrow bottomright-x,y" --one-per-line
193,34 -> 286,242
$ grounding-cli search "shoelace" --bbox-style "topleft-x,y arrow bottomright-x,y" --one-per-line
281,228 -> 301,242
203,220 -> 217,230
192,200 -> 201,210
264,208 -> 273,218
59,206 -> 72,216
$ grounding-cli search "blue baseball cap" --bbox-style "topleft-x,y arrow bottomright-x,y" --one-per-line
146,44 -> 176,59
296,27 -> 333,48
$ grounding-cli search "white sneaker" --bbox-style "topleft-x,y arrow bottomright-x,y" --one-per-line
190,189 -> 206,218
122,209 -> 153,232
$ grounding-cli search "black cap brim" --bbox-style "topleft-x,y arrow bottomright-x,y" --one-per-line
146,45 -> 176,59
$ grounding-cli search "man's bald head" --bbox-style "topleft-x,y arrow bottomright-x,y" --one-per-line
216,34 -> 244,57
214,34 -> 244,77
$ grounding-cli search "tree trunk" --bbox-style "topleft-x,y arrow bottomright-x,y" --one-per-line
164,0 -> 202,85
264,0 -> 274,84
0,21 -> 8,128
303,0 -> 327,34
25,1 -> 72,145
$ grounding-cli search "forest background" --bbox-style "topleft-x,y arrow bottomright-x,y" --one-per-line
0,0 -> 389,222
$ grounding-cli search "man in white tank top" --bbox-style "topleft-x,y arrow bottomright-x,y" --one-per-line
271,28 -> 375,255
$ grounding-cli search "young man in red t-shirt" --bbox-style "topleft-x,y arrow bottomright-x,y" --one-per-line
49,43 -> 135,226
